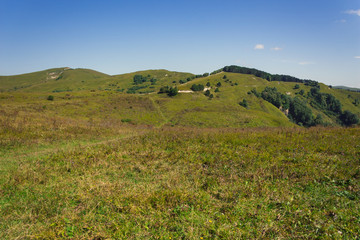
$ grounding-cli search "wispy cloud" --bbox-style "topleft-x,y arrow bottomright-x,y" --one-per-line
355,56 -> 360,59
271,47 -> 282,51
254,44 -> 264,50
345,9 -> 360,16
335,19 -> 346,23
298,61 -> 315,65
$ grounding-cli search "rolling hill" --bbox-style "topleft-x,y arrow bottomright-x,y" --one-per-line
0,66 -> 359,128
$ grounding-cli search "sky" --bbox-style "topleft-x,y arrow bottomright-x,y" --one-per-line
0,0 -> 359,87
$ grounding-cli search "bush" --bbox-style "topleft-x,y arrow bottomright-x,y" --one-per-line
294,84 -> 300,89
216,82 -> 222,87
191,84 -> 204,92
167,87 -> 178,97
204,90 -> 210,97
47,95 -> 54,101
239,99 -> 248,108
215,88 -> 220,93
340,111 -> 359,126
158,86 -> 178,97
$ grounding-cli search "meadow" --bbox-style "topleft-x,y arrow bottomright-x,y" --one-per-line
1,106 -> 359,239
0,68 -> 359,239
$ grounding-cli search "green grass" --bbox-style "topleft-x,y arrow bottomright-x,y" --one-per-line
0,76 -> 359,238
1,125 -> 359,239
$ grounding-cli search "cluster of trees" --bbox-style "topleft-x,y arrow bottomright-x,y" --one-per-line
158,86 -> 178,97
307,87 -> 359,126
255,86 -> 359,127
261,87 -> 291,109
133,75 -> 157,85
254,87 -> 314,127
223,65 -> 317,84
309,87 -> 341,114
210,69 -> 222,75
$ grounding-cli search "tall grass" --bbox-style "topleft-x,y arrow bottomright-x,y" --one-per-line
1,125 -> 359,239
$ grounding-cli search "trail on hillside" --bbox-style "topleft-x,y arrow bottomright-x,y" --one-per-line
0,131 -> 146,171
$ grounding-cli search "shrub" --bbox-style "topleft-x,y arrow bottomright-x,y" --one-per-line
340,111 -> 359,126
239,99 -> 248,108
167,87 -> 178,97
215,88 -> 220,93
47,95 -> 54,101
191,84 -> 204,92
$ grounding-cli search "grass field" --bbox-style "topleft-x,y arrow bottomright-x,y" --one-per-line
1,109 -> 359,239
1,68 -> 359,239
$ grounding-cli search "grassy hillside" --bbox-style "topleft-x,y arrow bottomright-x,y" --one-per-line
1,67 -> 359,127
0,68 -> 194,94
1,67 -> 359,239
0,68 -> 110,93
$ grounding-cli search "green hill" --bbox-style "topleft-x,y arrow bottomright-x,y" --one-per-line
0,66 -> 359,128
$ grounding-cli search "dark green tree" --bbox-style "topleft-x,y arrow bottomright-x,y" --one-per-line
239,99 -> 248,108
289,97 -> 313,127
340,111 -> 359,126
167,87 -> 178,97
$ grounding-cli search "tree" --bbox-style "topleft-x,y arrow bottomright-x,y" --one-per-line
294,84 -> 300,89
191,84 -> 205,91
289,97 -> 313,127
239,99 -> 248,108
216,82 -> 222,87
340,110 -> 359,126
223,75 -> 227,79
209,94 -> 214,99
204,90 -> 210,96
215,88 -> 220,93
167,87 -> 178,97
206,82 -> 210,87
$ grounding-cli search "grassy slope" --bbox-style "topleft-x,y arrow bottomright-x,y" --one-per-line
1,69 -> 359,127
0,68 -> 110,93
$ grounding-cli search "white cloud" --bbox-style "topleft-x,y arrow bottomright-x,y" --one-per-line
335,19 -> 347,23
271,47 -> 282,51
345,9 -> 360,16
254,44 -> 264,50
355,56 -> 360,59
298,61 -> 315,65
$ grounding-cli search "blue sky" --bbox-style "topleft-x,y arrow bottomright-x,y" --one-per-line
0,0 -> 359,87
